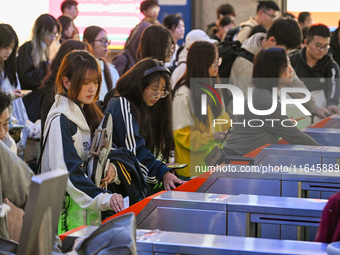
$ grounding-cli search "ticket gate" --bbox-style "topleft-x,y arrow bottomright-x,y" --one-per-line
317,114 -> 340,129
134,191 -> 326,241
193,166 -> 340,200
254,144 -> 340,169
137,229 -> 328,255
61,226 -> 329,255
302,127 -> 340,146
227,194 -> 326,241
196,168 -> 282,196
136,191 -> 235,235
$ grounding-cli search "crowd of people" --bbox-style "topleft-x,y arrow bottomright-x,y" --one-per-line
0,0 -> 340,247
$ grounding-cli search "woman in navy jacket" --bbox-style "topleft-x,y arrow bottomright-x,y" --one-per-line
105,58 -> 185,191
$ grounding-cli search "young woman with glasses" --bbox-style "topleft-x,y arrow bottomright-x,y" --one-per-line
17,14 -> 60,123
172,41 -> 230,180
83,26 -> 119,101
104,58 -> 185,192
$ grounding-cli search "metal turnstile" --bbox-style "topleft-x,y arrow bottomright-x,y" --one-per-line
137,229 -> 328,255
194,166 -> 340,199
227,194 -> 326,241
135,191 -> 326,241
254,144 -> 340,168
196,167 -> 282,196
320,114 -> 340,128
60,226 -> 329,255
302,127 -> 340,146
136,191 -> 235,235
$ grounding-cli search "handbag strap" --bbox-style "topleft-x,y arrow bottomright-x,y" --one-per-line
37,114 -> 60,174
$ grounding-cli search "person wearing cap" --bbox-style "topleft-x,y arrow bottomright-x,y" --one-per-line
170,29 -> 217,88
236,1 -> 280,43
140,0 -> 160,24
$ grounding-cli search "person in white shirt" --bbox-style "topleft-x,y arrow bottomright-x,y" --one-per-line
83,26 -> 119,101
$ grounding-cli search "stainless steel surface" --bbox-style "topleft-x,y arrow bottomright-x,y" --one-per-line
137,191 -> 234,235
136,229 -> 328,255
227,194 -> 326,241
195,165 -> 340,199
197,166 -> 282,196
302,127 -> 340,146
17,170 -> 68,255
138,207 -> 227,235
227,194 -> 326,217
61,226 -> 98,252
322,114 -> 340,128
327,241 -> 340,255
204,177 -> 282,196
255,144 -> 340,166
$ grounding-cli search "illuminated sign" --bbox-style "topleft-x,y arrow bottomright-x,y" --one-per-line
49,0 -> 144,49
287,0 -> 340,31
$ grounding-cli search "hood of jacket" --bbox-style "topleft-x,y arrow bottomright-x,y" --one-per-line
241,32 -> 266,55
45,95 -> 90,135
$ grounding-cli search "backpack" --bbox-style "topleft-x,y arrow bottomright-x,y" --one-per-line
218,35 -> 255,79
218,36 -> 255,107
226,24 -> 252,40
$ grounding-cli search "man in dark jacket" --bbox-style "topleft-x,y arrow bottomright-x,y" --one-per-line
290,24 -> 340,114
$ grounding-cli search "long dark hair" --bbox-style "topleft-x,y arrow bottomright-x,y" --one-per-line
31,14 -> 60,68
252,47 -> 287,90
83,26 -> 113,92
0,24 -> 19,87
57,15 -> 74,43
40,40 -> 88,89
114,58 -> 172,161
173,41 -> 222,125
56,50 -> 103,134
138,25 -> 175,63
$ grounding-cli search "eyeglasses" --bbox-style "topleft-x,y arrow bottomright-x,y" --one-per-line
313,43 -> 330,52
94,39 -> 111,46
146,87 -> 169,98
213,57 -> 222,68
263,11 -> 278,20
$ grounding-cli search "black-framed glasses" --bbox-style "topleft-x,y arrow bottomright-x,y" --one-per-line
146,88 -> 169,98
263,11 -> 278,20
313,43 -> 330,52
94,39 -> 111,46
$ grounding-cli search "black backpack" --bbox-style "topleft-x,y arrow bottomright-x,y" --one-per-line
226,24 -> 252,40
218,36 -> 254,107
218,35 -> 255,79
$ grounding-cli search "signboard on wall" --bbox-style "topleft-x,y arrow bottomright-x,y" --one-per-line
49,0 -> 144,49
158,0 -> 191,47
